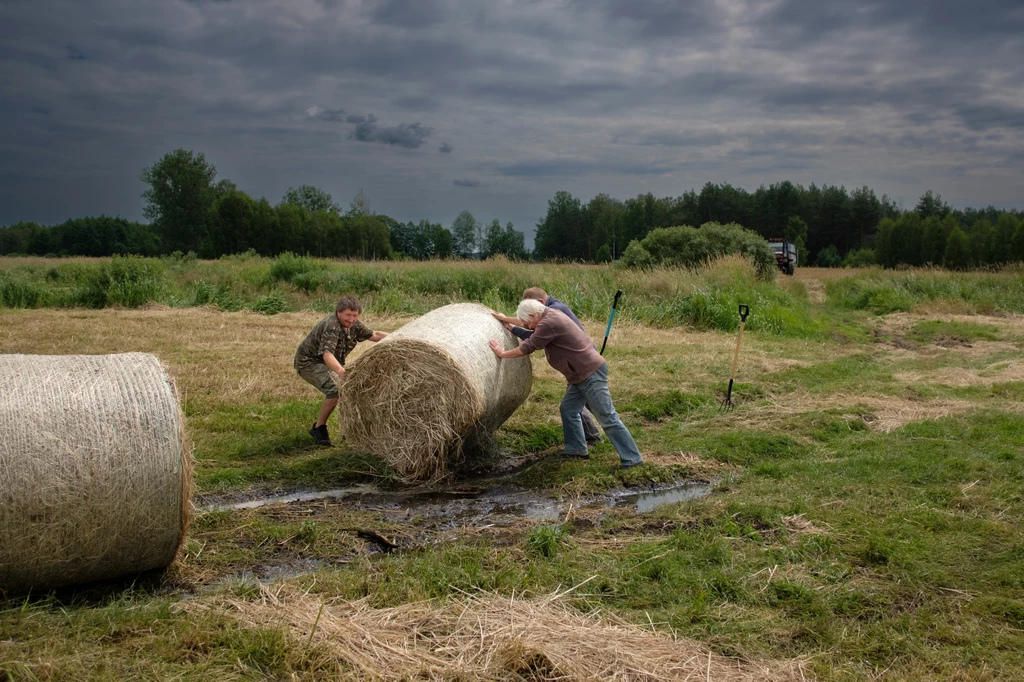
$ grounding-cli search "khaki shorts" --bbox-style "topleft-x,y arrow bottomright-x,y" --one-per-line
296,361 -> 340,399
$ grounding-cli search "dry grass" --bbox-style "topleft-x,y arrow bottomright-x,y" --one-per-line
179,583 -> 810,681
0,308 -> 408,404
732,388 -> 982,434
895,360 -> 1024,388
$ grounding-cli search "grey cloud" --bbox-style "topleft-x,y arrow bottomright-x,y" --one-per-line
612,128 -> 728,148
498,158 -> 674,178
307,106 -> 347,122
587,0 -> 722,39
955,104 -> 1024,132
453,178 -> 480,187
392,95 -> 440,111
350,114 -> 433,149
370,0 -> 446,29
1,0 -> 1023,227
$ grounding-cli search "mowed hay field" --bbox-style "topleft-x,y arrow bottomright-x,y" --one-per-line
1,259 -> 1024,681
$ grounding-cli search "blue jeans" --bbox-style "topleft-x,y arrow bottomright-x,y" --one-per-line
560,363 -> 643,466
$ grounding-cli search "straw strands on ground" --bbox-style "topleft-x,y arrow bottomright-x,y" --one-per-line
339,303 -> 532,481
0,352 -> 191,595
181,582 -> 809,681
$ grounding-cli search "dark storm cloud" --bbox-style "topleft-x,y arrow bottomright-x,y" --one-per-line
370,0 -> 447,28
498,158 -> 675,178
586,0 -> 723,39
392,95 -> 440,112
955,104 -> 1024,132
453,178 -> 480,187
0,0 -> 1022,228
611,128 -> 728,148
308,107 -> 347,122
350,115 -> 433,149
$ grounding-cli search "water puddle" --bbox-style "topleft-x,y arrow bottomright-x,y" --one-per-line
207,485 -> 377,511
200,481 -> 712,521
613,482 -> 714,513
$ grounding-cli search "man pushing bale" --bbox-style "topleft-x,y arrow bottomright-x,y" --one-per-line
295,295 -> 387,447
489,298 -> 644,469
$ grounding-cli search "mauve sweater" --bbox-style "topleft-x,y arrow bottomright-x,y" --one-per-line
517,308 -> 605,384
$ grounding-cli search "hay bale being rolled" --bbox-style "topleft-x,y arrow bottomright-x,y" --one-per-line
0,353 -> 191,595
339,303 -> 532,481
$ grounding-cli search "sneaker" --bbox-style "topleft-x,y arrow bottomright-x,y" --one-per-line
561,452 -> 590,460
309,424 -> 332,447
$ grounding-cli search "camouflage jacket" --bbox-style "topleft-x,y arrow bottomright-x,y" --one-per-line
294,315 -> 373,369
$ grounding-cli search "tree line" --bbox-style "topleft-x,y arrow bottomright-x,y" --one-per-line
0,149 -> 526,262
2,148 -> 1022,269
532,185 -> 1024,268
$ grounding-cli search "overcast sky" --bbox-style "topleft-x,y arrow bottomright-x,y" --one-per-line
2,0 -> 1022,242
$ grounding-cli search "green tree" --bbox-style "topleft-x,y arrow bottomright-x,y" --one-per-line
814,245 -> 842,267
282,185 -> 338,215
915,190 -> 949,219
207,190 -> 256,256
991,213 -> 1021,264
874,218 -> 896,268
431,223 -> 454,259
503,222 -> 527,260
968,219 -> 992,265
596,244 -> 612,263
346,189 -> 371,217
921,217 -> 945,265
784,216 -> 808,266
534,191 -> 583,260
1012,222 -> 1024,262
140,149 -> 218,253
451,210 -> 478,258
482,218 -> 503,258
943,226 -> 970,270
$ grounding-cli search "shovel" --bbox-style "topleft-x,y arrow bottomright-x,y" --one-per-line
599,290 -> 623,355
721,304 -> 750,410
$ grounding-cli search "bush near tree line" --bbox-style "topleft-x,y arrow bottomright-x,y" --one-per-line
620,223 -> 778,281
2,149 -> 1022,269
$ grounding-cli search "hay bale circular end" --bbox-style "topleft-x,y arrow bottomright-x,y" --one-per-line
339,303 -> 532,481
0,352 -> 191,595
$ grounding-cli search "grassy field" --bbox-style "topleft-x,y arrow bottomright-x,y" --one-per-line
2,260 -> 1024,680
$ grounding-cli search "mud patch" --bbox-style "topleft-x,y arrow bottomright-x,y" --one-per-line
185,480 -> 715,586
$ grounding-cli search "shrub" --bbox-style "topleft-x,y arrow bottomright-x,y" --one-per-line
249,291 -> 288,315
267,252 -> 324,284
619,222 -> 777,281
105,256 -> 165,307
0,273 -> 46,308
814,245 -> 843,268
842,248 -> 876,268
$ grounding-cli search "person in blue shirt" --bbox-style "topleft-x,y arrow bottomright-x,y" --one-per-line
492,287 -> 603,445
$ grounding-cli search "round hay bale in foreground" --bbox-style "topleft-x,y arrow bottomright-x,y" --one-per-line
339,303 -> 532,481
0,353 -> 191,595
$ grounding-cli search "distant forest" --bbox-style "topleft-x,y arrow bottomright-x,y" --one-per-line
2,148 -> 1022,269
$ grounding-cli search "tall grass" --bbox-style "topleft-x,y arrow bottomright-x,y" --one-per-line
826,266 -> 1024,314
0,254 -> 833,337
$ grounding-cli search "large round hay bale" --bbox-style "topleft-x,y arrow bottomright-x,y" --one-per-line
339,303 -> 532,481
0,353 -> 191,595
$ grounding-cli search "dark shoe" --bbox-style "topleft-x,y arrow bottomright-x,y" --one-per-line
620,460 -> 644,469
561,452 -> 590,460
585,437 -> 603,446
309,424 -> 332,447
